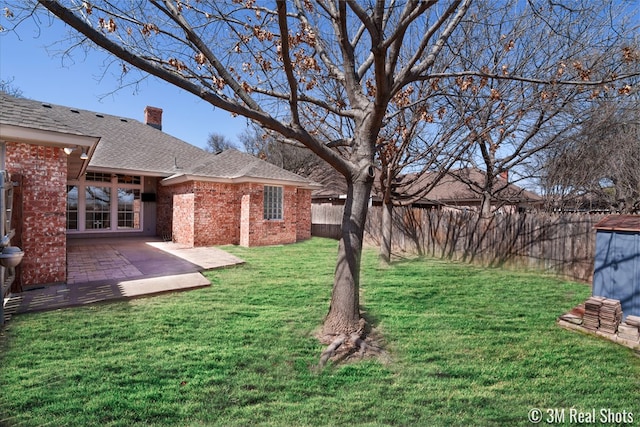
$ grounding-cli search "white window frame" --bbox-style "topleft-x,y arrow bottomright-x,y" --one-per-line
67,173 -> 143,233
116,187 -> 142,230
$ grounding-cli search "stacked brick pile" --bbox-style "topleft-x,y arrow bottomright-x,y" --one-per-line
618,315 -> 640,343
558,297 -> 640,349
599,299 -> 622,334
583,296 -> 605,331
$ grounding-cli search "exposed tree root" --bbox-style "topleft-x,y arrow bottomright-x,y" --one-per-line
318,334 -> 347,367
316,321 -> 389,369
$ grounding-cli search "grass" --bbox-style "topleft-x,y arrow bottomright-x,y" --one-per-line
0,237 -> 638,426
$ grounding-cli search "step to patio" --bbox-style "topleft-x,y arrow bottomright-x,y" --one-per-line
3,295 -> 21,323
5,272 -> 211,315
117,272 -> 211,298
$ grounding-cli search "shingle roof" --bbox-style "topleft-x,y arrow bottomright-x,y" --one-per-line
311,165 -> 541,205
0,93 -> 315,186
1,92 -> 211,175
397,168 -> 542,204
189,149 -> 318,183
0,92 -> 90,137
594,214 -> 640,232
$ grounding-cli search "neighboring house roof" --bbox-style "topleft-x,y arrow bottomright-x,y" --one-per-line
0,93 -> 317,188
311,165 -> 541,206
397,168 -> 542,206
306,163 -> 348,200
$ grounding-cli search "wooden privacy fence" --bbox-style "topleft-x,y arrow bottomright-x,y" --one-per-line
312,204 -> 605,282
311,204 -> 343,239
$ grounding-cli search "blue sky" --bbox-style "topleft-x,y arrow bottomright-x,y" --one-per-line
0,15 -> 250,150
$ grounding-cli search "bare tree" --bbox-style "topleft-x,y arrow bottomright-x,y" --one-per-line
372,0 -> 638,261
540,91 -> 640,213
240,125 -> 321,176
440,0 -> 638,218
204,132 -> 236,153
238,126 -> 266,157
0,78 -> 24,97
375,94 -> 471,263
4,0 -> 637,362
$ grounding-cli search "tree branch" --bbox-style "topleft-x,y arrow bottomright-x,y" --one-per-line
423,70 -> 640,86
404,0 -> 471,83
152,0 -> 262,111
275,0 -> 301,125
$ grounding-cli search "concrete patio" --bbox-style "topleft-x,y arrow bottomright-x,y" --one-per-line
2,237 -> 244,320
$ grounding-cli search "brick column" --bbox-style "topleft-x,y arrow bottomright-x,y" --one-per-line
6,143 -> 67,287
172,193 -> 195,247
240,193 -> 251,247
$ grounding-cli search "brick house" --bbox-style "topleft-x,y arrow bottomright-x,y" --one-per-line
0,93 -> 317,288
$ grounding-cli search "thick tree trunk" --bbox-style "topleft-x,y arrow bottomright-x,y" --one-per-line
480,191 -> 492,218
322,175 -> 373,338
380,200 -> 393,264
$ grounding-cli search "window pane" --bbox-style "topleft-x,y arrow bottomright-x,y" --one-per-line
117,174 -> 141,185
263,186 -> 283,220
277,187 -> 283,218
66,185 -> 78,230
85,186 -> 110,229
117,188 -> 141,229
85,172 -> 111,182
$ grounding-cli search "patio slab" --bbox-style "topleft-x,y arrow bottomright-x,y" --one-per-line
66,237 -> 245,284
3,237 -> 244,319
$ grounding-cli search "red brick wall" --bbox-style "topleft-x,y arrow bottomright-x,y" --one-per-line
159,180 -> 312,247
5,143 -> 67,287
240,193 -> 251,247
238,183 -> 265,247
160,181 -> 242,246
172,193 -> 195,247
193,181 -> 241,246
239,184 -> 298,247
156,178 -> 178,239
296,188 -> 312,241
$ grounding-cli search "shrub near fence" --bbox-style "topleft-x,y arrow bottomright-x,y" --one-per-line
311,204 -> 605,282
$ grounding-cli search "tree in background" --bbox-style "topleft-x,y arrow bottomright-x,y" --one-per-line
367,0 -> 638,261
0,78 -> 24,97
4,0 -> 637,362
240,126 -> 321,176
440,0 -> 638,218
204,132 -> 237,153
539,90 -> 640,213
375,87 -> 470,263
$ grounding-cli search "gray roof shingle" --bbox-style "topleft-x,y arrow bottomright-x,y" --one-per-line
311,164 -> 541,205
0,93 -> 315,186
0,92 -> 90,137
189,149 -> 316,183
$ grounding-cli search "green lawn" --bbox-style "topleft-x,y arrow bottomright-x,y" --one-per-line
1,238 -> 638,426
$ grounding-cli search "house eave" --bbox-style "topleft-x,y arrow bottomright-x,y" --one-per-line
0,123 -> 99,148
161,173 -> 321,189
85,165 -> 172,178
1,123 -> 100,180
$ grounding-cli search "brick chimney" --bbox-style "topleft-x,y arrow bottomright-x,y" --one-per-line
144,106 -> 163,130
